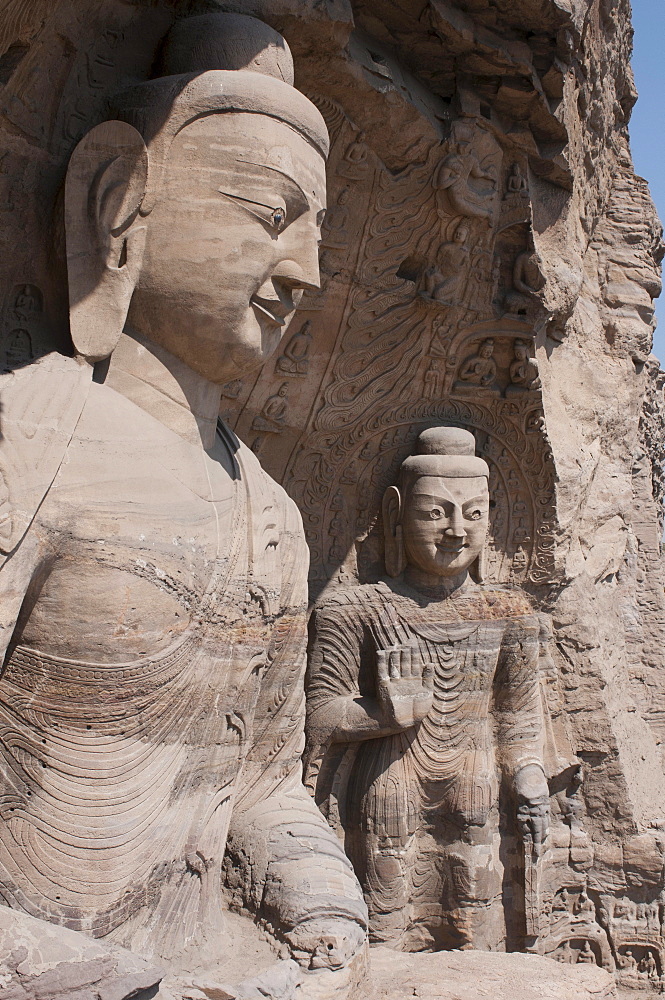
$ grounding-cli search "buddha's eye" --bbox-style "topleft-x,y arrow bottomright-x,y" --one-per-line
217,189 -> 289,232
429,507 -> 444,520
271,206 -> 286,231
466,509 -> 483,521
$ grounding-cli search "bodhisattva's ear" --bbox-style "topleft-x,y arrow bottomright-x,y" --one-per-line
65,121 -> 148,362
382,485 -> 406,578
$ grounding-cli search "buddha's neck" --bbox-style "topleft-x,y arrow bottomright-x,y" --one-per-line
103,329 -> 222,450
403,567 -> 473,599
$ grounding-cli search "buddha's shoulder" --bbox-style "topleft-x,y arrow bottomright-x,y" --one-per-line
0,352 -> 90,428
313,582 -> 394,614
0,354 -> 91,472
0,354 -> 92,555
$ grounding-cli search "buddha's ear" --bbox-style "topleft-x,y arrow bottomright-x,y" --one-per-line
65,121 -> 149,362
382,485 -> 406,577
473,548 -> 486,584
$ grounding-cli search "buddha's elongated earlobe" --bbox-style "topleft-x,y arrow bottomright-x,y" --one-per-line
474,546 -> 487,583
383,485 -> 407,577
65,121 -> 148,362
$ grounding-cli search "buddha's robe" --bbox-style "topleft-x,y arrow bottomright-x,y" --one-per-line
306,581 -> 546,949
0,353 -> 366,969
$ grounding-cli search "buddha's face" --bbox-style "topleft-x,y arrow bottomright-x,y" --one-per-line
128,113 -> 326,383
401,475 -> 489,578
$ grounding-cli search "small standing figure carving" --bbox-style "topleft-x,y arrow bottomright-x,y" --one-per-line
418,224 -> 471,305
504,239 -> 544,315
423,358 -> 445,400
454,338 -> 499,393
506,339 -> 540,395
321,188 -> 350,249
338,131 -> 369,179
306,426 -> 550,950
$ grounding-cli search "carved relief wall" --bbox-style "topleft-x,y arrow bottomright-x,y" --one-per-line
222,1 -> 665,987
0,0 -> 662,994
229,111 -> 556,601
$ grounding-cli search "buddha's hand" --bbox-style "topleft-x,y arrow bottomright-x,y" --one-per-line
376,642 -> 434,730
515,763 -> 550,856
285,917 -> 366,970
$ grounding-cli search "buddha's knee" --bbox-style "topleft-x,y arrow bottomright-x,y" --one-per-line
286,917 -> 367,970
446,843 -> 501,906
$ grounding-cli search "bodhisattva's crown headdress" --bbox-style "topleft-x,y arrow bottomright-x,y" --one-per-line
399,425 -> 489,484
65,13 -> 328,361
384,425 -> 489,578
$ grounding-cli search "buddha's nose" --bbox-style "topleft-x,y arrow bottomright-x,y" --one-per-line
445,506 -> 466,538
273,254 -> 320,296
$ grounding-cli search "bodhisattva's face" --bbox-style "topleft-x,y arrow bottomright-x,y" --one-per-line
401,475 -> 489,578
128,113 -> 326,383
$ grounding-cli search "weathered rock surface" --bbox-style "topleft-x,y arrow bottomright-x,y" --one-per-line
0,0 -> 662,998
0,907 -> 163,1000
367,947 -> 617,1000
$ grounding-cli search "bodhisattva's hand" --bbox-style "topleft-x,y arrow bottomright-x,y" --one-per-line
515,763 -> 550,855
376,642 -> 434,730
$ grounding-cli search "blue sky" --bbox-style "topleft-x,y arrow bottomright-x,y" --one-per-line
630,0 -> 665,360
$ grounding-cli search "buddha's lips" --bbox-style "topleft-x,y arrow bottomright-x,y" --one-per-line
251,294 -> 290,326
436,541 -> 467,553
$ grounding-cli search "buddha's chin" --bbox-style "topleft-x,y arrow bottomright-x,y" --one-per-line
209,312 -> 287,383
240,306 -> 295,369
416,553 -> 478,580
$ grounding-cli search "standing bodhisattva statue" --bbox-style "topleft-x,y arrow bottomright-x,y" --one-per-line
305,426 -> 549,952
0,12 -> 367,994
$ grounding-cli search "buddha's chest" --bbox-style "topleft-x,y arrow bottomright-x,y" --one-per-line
20,451 -> 242,664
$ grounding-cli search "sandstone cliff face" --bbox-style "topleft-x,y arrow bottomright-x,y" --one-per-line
230,0 -> 665,974
0,0 -> 662,987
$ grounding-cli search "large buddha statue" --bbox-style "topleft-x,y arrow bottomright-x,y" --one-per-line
305,426 -> 549,952
0,12 -> 366,995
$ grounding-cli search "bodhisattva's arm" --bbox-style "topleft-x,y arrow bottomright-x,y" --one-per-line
306,600 -> 432,760
307,600 -> 378,744
494,616 -> 549,850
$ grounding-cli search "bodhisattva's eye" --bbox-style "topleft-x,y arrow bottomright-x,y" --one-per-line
429,507 -> 444,520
